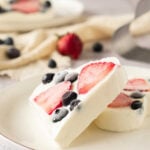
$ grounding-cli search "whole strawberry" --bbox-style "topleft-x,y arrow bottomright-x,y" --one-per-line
57,33 -> 83,59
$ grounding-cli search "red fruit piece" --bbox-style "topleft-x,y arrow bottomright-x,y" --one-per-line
57,33 -> 83,59
124,78 -> 150,92
34,81 -> 71,115
108,93 -> 132,108
77,62 -> 115,94
12,0 -> 40,13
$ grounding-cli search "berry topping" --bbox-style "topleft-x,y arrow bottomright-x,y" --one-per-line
70,100 -> 81,111
108,93 -> 132,108
62,91 -> 77,106
57,33 -> 83,59
6,47 -> 20,59
42,73 -> 54,84
92,42 -> 103,52
34,81 -> 71,115
64,72 -> 78,83
52,108 -> 68,123
131,100 -> 143,110
0,39 -> 4,45
8,0 -> 16,4
4,37 -> 14,45
54,71 -> 68,84
43,0 -> 52,9
78,62 -> 115,94
12,0 -> 40,13
124,78 -> 150,92
130,91 -> 145,99
48,59 -> 57,68
0,6 -> 6,13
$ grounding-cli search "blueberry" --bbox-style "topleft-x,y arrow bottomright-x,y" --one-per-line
65,72 -> 78,83
4,37 -> 14,45
43,1 -> 52,8
7,0 -> 16,4
52,108 -> 68,123
62,91 -> 78,106
0,39 -> 4,45
130,91 -> 144,99
6,47 -> 20,59
70,100 -> 81,111
0,7 -> 6,13
54,71 -> 68,83
42,73 -> 54,84
92,42 -> 103,52
41,0 -> 52,12
48,59 -> 57,68
131,100 -> 143,110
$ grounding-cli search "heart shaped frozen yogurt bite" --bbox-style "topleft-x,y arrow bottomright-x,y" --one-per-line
30,57 -> 127,147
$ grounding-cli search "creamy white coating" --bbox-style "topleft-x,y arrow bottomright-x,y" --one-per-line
95,93 -> 147,132
30,57 -> 127,147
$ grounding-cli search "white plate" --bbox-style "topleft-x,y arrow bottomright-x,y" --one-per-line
0,66 -> 150,150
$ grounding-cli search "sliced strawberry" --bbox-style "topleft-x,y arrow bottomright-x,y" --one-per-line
108,93 -> 132,108
124,78 -> 150,92
34,81 -> 71,115
12,0 -> 40,14
77,62 -> 115,94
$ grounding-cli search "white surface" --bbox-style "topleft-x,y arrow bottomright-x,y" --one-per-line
0,66 -> 150,150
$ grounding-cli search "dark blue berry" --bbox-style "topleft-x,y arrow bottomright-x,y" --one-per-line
130,91 -> 144,99
43,1 -> 52,8
0,7 -> 6,13
42,73 -> 54,84
92,42 -> 103,52
0,39 -> 4,45
41,0 -> 52,12
62,91 -> 78,106
4,37 -> 14,45
54,71 -> 68,83
131,100 -> 143,110
52,108 -> 68,123
6,47 -> 20,59
48,59 -> 57,68
65,72 -> 78,83
70,100 -> 81,111
8,0 -> 16,4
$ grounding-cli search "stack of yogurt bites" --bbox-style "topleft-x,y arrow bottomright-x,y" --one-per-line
0,0 -> 150,148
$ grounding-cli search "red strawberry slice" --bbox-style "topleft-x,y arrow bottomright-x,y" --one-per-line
108,93 -> 132,108
12,0 -> 40,14
124,78 -> 150,92
34,81 -> 71,115
77,62 -> 115,94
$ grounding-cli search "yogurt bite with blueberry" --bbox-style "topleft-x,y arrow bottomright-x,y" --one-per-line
0,0 -> 55,32
95,78 -> 150,132
29,57 -> 127,147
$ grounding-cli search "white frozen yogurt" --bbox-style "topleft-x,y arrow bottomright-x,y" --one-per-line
95,78 -> 150,132
95,91 -> 147,132
29,57 -> 127,147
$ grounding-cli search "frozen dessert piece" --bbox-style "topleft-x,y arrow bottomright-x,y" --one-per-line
95,78 -> 150,132
30,57 -> 127,147
124,78 -> 150,116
